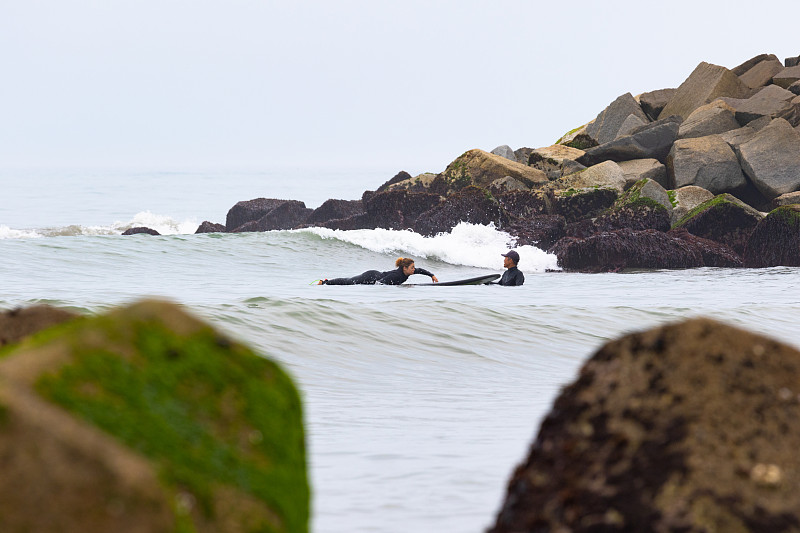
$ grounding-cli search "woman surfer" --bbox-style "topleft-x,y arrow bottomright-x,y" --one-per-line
318,257 -> 439,285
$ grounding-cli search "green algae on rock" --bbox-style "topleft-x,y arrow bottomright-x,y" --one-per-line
0,299 -> 308,533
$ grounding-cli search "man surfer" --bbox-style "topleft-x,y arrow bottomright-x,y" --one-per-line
497,250 -> 525,286
318,257 -> 439,285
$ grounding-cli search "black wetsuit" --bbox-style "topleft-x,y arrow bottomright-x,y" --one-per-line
498,266 -> 525,286
322,266 -> 435,286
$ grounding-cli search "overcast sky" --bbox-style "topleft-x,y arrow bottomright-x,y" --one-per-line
1,0 -> 798,175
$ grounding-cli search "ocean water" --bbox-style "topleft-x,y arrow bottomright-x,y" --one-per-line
3,168 -> 800,532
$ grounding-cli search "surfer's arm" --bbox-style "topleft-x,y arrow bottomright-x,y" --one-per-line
414,268 -> 438,282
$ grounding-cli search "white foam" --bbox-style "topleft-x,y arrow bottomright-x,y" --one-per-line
0,225 -> 42,239
112,211 -> 199,235
303,222 -> 560,272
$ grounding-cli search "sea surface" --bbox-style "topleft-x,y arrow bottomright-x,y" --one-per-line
3,167 -> 800,532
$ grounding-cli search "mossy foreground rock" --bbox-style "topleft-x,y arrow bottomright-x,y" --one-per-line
491,318 -> 800,532
0,300 -> 308,533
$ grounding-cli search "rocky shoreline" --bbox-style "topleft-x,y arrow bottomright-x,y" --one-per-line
145,52 -> 800,272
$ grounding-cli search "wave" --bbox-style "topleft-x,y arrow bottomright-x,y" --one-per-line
0,211 -> 199,239
297,222 -> 560,272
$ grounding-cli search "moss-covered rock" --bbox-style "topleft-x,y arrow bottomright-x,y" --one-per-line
744,204 -> 800,267
672,193 -> 763,254
0,305 -> 79,351
0,299 -> 308,533
437,149 -> 548,194
553,187 -> 619,224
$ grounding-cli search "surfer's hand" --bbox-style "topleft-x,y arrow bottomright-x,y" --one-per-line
431,276 -> 439,283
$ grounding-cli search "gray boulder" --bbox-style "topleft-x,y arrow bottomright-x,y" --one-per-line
585,93 -> 650,145
772,65 -> 800,89
659,62 -> 751,120
732,53 -> 780,76
737,118 -> 800,199
720,124 -> 758,148
738,57 -> 784,89
577,115 -> 682,166
560,160 -> 626,193
638,88 -> 676,121
615,113 -> 647,139
667,134 -> 747,194
513,147 -> 533,165
670,185 -> 714,226
490,145 -> 517,162
721,84 -> 800,126
617,158 -> 668,189
677,100 -> 740,139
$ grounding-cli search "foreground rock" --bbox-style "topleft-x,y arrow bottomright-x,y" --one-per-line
0,300 -> 309,533
0,306 -> 78,348
491,318 -> 800,532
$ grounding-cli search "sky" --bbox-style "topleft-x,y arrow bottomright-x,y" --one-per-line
1,0 -> 798,175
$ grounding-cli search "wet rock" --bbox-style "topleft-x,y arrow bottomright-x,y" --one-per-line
547,228 -> 702,272
225,198 -> 292,232
666,134 -> 747,194
194,221 -> 226,234
738,56 -> 784,89
577,115 -> 682,166
495,190 -> 551,219
736,117 -> 800,199
490,318 -> 800,532
772,65 -> 800,89
668,227 -> 743,267
376,171 -> 413,192
0,299 -> 309,533
585,93 -> 650,145
744,205 -> 800,267
360,189 -> 442,230
617,159 -> 668,189
721,84 -> 800,126
505,215 -> 566,250
673,193 -> 763,254
669,185 -> 715,226
0,305 -> 78,349
527,144 -> 586,180
414,186 -> 510,236
638,88 -> 676,121
437,149 -> 548,194
677,100 -> 740,139
122,227 -> 160,235
490,145 -> 516,162
553,187 -> 619,224
658,61 -> 751,120
231,201 -> 312,232
304,199 -> 364,226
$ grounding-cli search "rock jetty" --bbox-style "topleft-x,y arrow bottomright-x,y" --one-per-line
195,52 -> 800,271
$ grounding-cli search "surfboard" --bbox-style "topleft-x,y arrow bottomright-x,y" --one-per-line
401,274 -> 500,286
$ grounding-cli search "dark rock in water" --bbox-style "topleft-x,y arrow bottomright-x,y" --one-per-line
232,201 -> 312,232
553,187 -> 618,223
490,317 -> 800,532
732,52 -> 780,76
505,215 -> 566,250
360,189 -> 442,230
638,88 -> 676,121
0,305 -> 78,348
577,115 -> 681,166
304,199 -> 364,226
668,227 -> 743,267
547,228 -> 702,272
496,190 -> 551,219
666,134 -> 748,194
658,61 -> 751,120
721,84 -> 800,126
414,186 -> 510,236
376,171 -> 413,193
744,205 -> 800,267
585,92 -> 650,145
737,118 -> 800,200
225,198 -> 289,232
673,193 -> 763,255
122,227 -> 160,235
195,221 -> 226,233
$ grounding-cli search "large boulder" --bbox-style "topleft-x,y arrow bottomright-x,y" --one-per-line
585,93 -> 650,145
736,118 -> 800,199
495,190 -> 551,220
553,188 -> 619,224
637,88 -> 677,121
772,65 -> 800,89
721,84 -> 800,126
666,134 -> 748,194
738,57 -> 785,89
0,300 -> 309,533
673,193 -> 763,254
617,158 -> 668,189
527,144 -> 586,180
667,227 -> 743,267
231,201 -> 312,232
669,185 -> 715,226
505,215 -> 566,250
304,199 -> 364,226
744,205 -> 800,267
225,198 -> 289,231
414,186 -> 510,236
677,100 -> 740,139
658,61 -> 752,120
559,161 -> 626,193
359,189 -> 442,230
731,53 -> 780,76
437,149 -> 548,194
577,115 -> 682,166
0,305 -> 78,349
489,176 -> 530,195
490,318 -> 800,532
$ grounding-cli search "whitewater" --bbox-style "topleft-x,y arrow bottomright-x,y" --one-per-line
3,168 -> 800,532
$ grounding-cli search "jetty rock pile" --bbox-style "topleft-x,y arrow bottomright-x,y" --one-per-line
187,52 -> 800,271
490,318 -> 800,532
0,300 -> 309,533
